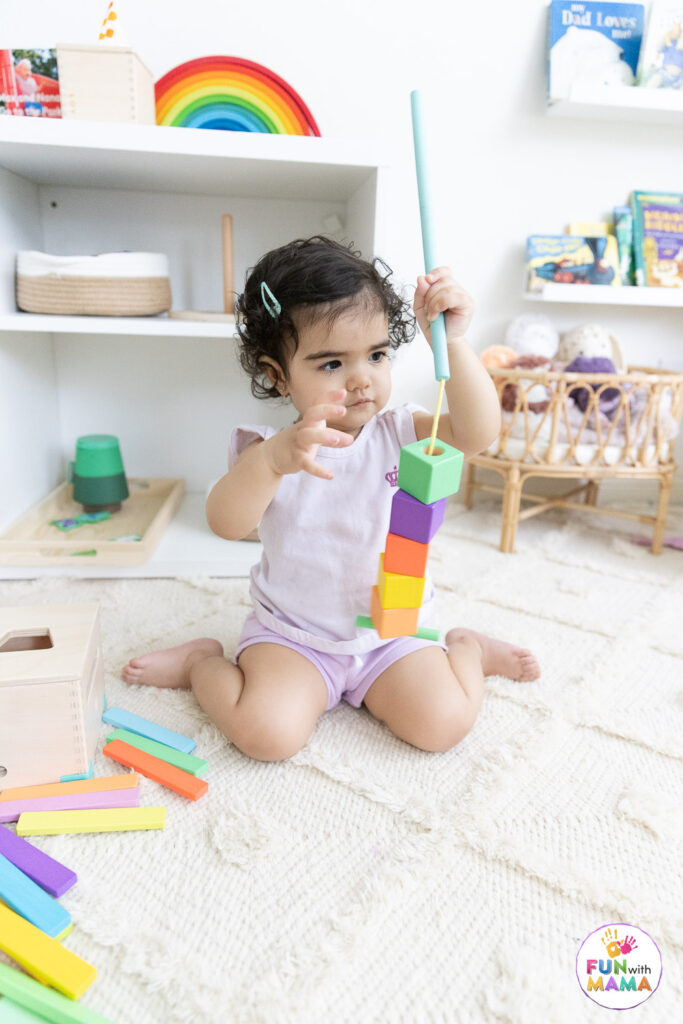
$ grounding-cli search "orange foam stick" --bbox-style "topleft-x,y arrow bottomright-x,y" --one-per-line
102,740 -> 208,801
0,774 -> 139,802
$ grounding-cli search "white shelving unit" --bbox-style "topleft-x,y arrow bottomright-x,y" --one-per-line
0,118 -> 390,578
546,84 -> 683,125
525,283 -> 683,307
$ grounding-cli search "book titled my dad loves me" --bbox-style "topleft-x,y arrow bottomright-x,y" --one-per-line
0,48 -> 61,117
548,1 -> 646,101
631,191 -> 683,287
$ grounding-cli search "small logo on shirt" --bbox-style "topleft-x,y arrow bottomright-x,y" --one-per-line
385,465 -> 398,487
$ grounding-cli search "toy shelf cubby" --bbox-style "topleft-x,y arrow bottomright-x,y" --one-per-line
0,117 -> 390,578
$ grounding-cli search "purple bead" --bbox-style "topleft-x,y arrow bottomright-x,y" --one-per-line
389,489 -> 446,544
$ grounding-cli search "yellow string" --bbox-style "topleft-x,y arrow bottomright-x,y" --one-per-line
427,378 -> 446,456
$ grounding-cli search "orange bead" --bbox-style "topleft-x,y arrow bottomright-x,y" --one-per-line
370,586 -> 420,639
384,532 -> 429,577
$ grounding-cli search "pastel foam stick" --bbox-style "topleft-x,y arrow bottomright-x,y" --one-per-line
102,740 -> 208,801
0,962 -> 112,1024
0,855 -> 70,939
0,774 -> 139,802
0,903 -> 96,1000
0,962 -> 112,1023
410,88 -> 449,382
0,997 -> 46,1022
0,788 -> 139,823
102,707 -> 195,753
106,729 -> 208,776
0,827 -> 77,898
16,806 -> 165,836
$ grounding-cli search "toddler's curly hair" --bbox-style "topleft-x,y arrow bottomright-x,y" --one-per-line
235,236 -> 416,399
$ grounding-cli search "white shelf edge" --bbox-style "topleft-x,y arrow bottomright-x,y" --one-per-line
524,284 -> 683,307
547,84 -> 683,124
0,492 -> 260,579
0,313 -> 239,338
0,117 -> 389,169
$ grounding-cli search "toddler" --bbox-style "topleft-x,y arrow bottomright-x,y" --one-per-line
122,237 -> 540,760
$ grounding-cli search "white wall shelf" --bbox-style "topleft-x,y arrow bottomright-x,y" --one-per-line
524,283 -> 683,307
0,118 -> 390,577
547,85 -> 683,125
0,313 -> 238,338
0,117 -> 384,200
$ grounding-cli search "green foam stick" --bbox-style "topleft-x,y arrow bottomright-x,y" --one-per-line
105,729 -> 208,776
0,963 -> 115,1024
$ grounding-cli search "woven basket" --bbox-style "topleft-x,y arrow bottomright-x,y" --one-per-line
17,275 -> 172,316
16,251 -> 172,317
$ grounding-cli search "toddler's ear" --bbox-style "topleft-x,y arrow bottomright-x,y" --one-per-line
259,356 -> 286,393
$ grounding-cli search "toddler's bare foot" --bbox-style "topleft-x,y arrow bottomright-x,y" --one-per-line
446,627 -> 540,682
121,637 -> 224,689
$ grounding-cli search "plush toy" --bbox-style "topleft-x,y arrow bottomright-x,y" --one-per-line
564,354 -> 620,415
479,344 -> 518,369
556,323 -> 624,370
505,313 -> 559,360
501,354 -> 552,413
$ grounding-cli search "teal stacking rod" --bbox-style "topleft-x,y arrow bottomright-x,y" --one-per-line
410,89 -> 450,383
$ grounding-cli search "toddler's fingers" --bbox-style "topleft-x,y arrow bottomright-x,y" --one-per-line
304,401 -> 347,425
296,425 -> 351,450
302,455 -> 334,481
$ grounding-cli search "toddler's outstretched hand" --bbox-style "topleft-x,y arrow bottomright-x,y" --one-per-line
265,389 -> 353,480
414,268 -> 474,344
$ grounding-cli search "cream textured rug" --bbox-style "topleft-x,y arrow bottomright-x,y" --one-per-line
1,496 -> 682,1024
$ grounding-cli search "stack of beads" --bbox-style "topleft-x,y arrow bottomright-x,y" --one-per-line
359,436 -> 464,639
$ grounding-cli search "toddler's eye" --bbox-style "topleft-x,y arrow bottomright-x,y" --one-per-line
370,350 -> 388,363
320,360 -> 341,372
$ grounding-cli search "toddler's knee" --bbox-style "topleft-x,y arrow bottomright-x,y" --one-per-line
408,704 -> 477,753
235,719 -> 310,763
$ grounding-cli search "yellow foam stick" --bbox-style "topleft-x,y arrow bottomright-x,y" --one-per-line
0,774 -> 139,802
16,806 -> 165,836
0,903 -> 96,1000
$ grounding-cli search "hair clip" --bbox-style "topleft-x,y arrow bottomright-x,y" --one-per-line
260,281 -> 281,318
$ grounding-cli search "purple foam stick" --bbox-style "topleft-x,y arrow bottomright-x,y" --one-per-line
0,787 -> 139,823
0,826 -> 77,898
389,489 -> 447,544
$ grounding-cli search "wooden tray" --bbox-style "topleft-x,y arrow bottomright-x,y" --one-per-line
0,478 -> 185,566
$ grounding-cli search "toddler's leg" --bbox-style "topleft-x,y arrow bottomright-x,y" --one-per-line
363,629 -> 540,753
121,640 -> 328,762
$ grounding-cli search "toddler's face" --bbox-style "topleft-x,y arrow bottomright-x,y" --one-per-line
283,308 -> 392,438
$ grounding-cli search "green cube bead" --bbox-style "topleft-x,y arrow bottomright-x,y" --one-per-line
398,438 -> 464,505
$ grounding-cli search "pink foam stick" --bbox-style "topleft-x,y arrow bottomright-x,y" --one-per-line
0,788 -> 139,823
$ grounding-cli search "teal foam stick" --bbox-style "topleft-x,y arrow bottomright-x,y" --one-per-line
410,89 -> 450,383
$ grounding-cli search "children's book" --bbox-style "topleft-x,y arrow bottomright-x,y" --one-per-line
526,234 -> 622,290
630,190 -> 683,287
0,48 -> 61,118
547,1 -> 646,101
637,1 -> 683,88
613,205 -> 635,284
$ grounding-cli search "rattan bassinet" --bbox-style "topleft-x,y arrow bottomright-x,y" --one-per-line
464,365 -> 683,553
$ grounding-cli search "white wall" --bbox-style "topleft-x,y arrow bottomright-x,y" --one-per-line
4,0 -> 683,498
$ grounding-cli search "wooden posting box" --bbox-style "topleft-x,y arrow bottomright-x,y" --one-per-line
0,604 -> 105,788
56,44 -> 156,124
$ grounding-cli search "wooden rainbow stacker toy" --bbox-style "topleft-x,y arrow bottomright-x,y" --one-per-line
357,89 -> 464,642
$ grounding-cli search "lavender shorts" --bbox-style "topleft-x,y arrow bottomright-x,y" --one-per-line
234,612 -> 446,711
